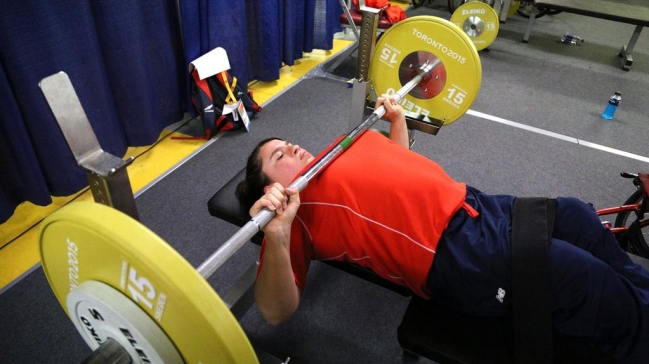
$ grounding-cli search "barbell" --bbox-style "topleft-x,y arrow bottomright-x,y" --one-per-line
370,15 -> 482,123
39,15 -> 482,364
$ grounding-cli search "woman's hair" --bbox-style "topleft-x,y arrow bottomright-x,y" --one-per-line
235,137 -> 282,211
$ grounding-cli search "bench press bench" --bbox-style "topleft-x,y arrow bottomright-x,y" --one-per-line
208,167 -> 649,364
522,0 -> 649,70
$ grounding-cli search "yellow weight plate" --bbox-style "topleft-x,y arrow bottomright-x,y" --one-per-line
370,16 -> 482,125
508,0 -> 521,17
451,1 -> 500,51
39,202 -> 258,364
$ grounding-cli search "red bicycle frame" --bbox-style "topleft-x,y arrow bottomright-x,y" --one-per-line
597,203 -> 647,234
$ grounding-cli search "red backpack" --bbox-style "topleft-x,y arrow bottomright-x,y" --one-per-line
181,69 -> 262,139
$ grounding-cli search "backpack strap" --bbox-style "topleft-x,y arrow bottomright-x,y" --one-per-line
216,71 -> 238,104
511,197 -> 557,364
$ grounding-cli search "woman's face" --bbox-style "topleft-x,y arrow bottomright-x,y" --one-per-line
259,139 -> 315,187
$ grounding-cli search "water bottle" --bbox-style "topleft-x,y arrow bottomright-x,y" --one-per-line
560,34 -> 584,45
602,91 -> 622,120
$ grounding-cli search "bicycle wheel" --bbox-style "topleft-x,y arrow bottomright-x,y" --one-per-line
614,189 -> 649,258
516,2 -> 550,18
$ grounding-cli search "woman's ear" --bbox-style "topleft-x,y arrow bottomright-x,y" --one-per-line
263,186 -> 270,194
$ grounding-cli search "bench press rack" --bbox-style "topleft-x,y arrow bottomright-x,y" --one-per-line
40,72 -> 140,222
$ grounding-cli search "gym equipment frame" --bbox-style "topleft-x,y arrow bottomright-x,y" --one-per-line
38,14 -> 484,363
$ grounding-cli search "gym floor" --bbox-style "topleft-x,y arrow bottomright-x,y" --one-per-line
2,1 -> 649,363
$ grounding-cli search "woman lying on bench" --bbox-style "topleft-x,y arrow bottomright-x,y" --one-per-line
235,94 -> 649,364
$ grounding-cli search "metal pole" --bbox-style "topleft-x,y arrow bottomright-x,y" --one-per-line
81,338 -> 131,364
337,0 -> 360,41
348,5 -> 379,130
196,61 -> 438,278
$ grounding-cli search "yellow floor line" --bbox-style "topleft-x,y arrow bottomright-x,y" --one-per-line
0,39 -> 352,290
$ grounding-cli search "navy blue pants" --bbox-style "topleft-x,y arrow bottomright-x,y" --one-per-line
428,186 -> 649,364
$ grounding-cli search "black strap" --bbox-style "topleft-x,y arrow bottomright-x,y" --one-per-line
511,197 -> 557,364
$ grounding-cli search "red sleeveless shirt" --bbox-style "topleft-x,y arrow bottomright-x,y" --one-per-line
259,131 -> 468,298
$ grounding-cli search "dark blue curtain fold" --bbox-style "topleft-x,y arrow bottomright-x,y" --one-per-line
0,0 -> 188,224
179,0 -> 342,87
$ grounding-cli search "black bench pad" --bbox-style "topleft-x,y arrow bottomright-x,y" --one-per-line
208,169 -> 256,228
207,168 -> 412,296
398,297 -> 620,364
398,254 -> 649,364
535,0 -> 649,26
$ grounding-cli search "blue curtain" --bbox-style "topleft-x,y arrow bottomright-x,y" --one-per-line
179,0 -> 343,87
0,0 -> 189,223
0,0 -> 343,223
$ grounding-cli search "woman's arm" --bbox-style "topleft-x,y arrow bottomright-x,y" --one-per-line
250,183 -> 301,325
376,94 -> 409,148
